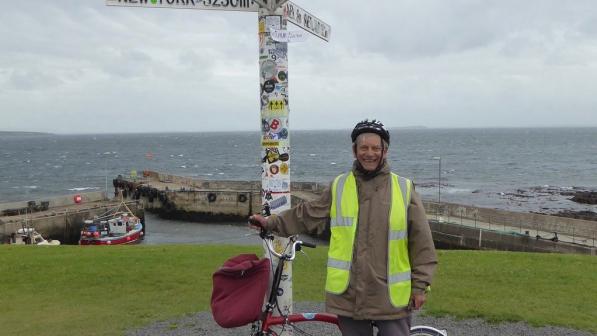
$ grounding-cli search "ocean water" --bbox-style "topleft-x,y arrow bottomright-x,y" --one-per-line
1,128 -> 596,214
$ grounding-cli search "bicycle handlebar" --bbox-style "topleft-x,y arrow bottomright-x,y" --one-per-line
259,227 -> 316,261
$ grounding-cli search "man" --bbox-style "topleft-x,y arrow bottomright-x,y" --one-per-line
250,119 -> 437,336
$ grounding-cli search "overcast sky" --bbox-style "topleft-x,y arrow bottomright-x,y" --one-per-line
1,0 -> 596,133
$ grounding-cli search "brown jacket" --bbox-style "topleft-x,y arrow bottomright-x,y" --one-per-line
266,161 -> 438,320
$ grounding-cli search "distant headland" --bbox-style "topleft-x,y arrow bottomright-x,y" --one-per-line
0,131 -> 52,136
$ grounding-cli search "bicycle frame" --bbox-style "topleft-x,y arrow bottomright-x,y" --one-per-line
254,244 -> 339,334
250,231 -> 447,336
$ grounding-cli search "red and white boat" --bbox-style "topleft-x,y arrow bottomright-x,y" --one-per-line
79,202 -> 144,245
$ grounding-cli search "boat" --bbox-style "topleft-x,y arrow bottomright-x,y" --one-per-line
9,227 -> 61,245
79,202 -> 144,245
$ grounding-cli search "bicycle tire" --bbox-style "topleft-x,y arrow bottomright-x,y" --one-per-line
409,325 -> 447,336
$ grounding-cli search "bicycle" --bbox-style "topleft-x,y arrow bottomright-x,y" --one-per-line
249,228 -> 447,336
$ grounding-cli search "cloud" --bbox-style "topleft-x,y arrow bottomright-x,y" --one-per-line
1,0 -> 596,133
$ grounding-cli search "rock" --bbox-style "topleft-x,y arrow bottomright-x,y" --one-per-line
570,191 -> 597,205
552,210 -> 597,221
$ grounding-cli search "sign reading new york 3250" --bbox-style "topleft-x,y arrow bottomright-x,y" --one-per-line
107,0 -> 258,10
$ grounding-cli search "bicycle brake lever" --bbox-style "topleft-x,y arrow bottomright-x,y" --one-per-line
299,249 -> 310,260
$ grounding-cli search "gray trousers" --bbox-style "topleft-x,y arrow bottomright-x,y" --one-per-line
338,315 -> 411,336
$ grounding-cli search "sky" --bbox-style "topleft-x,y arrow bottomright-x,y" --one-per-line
1,0 -> 596,133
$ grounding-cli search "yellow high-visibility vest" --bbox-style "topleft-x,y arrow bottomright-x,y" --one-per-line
326,171 -> 412,308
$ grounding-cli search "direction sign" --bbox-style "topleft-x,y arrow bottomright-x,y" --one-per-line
283,2 -> 330,42
106,0 -> 331,41
105,0 -> 259,12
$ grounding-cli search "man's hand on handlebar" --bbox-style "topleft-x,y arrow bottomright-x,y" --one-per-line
248,214 -> 267,231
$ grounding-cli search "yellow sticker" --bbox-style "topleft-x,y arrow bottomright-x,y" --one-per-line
262,140 -> 280,147
267,99 -> 286,112
280,162 -> 288,174
274,239 -> 285,254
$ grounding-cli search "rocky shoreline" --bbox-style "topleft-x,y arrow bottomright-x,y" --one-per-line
538,189 -> 597,221
418,182 -> 597,222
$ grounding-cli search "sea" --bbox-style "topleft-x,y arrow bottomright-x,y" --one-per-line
1,128 -> 596,216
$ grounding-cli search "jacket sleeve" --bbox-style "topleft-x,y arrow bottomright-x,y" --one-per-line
407,187 -> 438,294
265,184 -> 332,237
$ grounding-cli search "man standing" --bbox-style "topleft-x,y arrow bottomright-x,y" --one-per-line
250,119 -> 437,336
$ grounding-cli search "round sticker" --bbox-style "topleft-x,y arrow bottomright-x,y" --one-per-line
279,153 -> 289,162
263,80 -> 276,93
270,118 -> 281,133
269,165 -> 279,175
261,60 -> 276,79
277,70 -> 287,82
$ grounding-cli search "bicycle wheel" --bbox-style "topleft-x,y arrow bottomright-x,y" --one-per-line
410,325 -> 447,336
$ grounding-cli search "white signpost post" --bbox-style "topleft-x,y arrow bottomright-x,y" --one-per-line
105,1 -> 330,333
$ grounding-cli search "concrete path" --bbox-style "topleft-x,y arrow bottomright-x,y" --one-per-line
430,213 -> 596,247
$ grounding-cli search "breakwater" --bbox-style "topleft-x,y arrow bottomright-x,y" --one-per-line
115,171 -> 596,255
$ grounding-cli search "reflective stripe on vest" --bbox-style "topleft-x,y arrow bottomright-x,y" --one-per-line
326,172 -> 412,308
326,172 -> 358,294
388,174 -> 412,307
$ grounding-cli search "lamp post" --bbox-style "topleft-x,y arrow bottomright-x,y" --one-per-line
433,156 -> 441,221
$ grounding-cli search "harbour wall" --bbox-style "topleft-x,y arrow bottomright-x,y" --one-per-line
118,171 -> 596,254
430,221 -> 596,255
0,192 -> 144,244
122,171 -> 324,222
131,171 -> 596,241
0,191 -> 107,214
426,202 -> 596,240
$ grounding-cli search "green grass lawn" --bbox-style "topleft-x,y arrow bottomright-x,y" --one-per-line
0,245 -> 595,335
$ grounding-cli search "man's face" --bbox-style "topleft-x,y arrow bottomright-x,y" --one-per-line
354,133 -> 387,172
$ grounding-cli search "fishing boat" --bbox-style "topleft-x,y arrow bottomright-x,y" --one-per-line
79,202 -> 144,245
9,227 -> 61,245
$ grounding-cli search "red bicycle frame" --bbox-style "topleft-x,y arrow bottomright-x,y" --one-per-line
262,311 -> 339,330
253,235 -> 340,335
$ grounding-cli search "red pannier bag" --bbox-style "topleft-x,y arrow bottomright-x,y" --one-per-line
211,254 -> 271,328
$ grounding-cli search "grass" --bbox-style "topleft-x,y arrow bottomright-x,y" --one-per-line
427,250 -> 597,331
0,245 -> 595,335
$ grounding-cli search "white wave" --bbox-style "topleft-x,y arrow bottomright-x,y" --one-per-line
68,187 -> 99,191
11,185 -> 38,189
446,188 -> 473,194
330,162 -> 337,165
180,165 -> 187,168
309,153 -> 317,156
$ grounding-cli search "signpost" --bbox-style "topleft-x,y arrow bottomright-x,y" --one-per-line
105,1 -> 330,333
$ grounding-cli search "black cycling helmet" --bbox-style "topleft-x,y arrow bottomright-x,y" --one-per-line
350,119 -> 390,145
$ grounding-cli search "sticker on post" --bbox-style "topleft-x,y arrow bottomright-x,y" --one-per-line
268,195 -> 288,210
270,28 -> 308,43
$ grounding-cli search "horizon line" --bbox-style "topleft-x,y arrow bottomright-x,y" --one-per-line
2,125 -> 597,135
